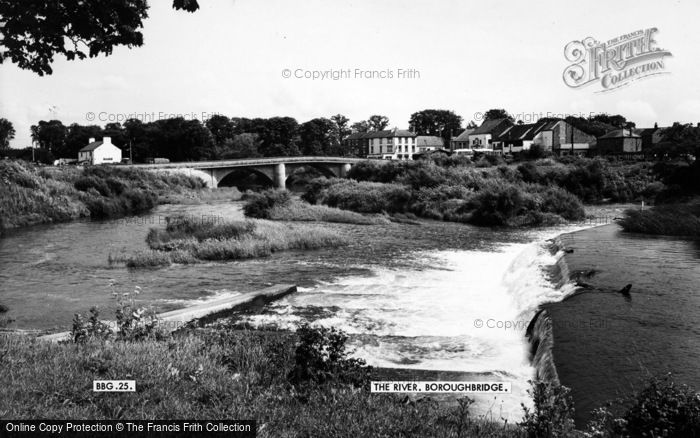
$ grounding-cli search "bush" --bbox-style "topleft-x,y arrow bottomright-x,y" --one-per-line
519,381 -> 576,438
242,189 -> 292,218
619,203 -> 700,237
74,176 -> 112,197
585,374 -> 700,437
623,375 -> 700,437
304,178 -> 412,214
288,324 -> 370,388
469,183 -> 527,226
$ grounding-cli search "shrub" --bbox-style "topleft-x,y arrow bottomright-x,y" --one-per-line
519,381 -> 576,438
305,178 -> 412,214
469,183 -> 527,226
242,189 -> 292,218
74,176 -> 112,197
71,307 -> 112,343
624,375 -> 700,437
619,202 -> 700,237
585,375 -> 700,437
288,324 -> 370,388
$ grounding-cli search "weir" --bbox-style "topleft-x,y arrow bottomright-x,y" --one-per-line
521,235 -> 576,386
36,284 -> 297,343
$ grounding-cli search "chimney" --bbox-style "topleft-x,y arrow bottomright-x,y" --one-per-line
88,137 -> 95,144
103,137 -> 111,144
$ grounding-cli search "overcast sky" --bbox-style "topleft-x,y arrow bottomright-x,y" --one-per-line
1,0 -> 699,147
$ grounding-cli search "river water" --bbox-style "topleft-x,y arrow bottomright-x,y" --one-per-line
2,200 -> 691,422
546,225 -> 700,426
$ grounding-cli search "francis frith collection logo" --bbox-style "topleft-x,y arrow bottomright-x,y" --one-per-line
563,28 -> 672,92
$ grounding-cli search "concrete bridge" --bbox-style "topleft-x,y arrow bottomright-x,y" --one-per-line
127,156 -> 367,188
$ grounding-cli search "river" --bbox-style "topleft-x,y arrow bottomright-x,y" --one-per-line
2,200 -> 689,422
546,225 -> 700,426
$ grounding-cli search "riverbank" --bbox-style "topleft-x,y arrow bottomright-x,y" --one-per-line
619,199 -> 700,238
0,160 -> 207,233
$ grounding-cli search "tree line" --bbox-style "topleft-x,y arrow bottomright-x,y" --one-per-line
3,108 -> 699,164
11,110 -> 464,163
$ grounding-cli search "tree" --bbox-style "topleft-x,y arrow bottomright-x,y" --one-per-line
589,113 -> 633,129
299,118 -> 337,155
64,123 -> 103,158
145,117 -> 214,161
331,114 -> 351,140
124,118 -> 149,162
367,115 -> 389,132
0,118 -> 15,149
408,109 -> 463,146
466,121 -> 478,129
351,121 -> 370,133
103,122 -> 126,147
331,114 -> 351,155
216,134 -> 262,159
205,115 -> 235,146
252,117 -> 300,157
483,109 -> 514,122
30,120 -> 67,155
0,0 -> 199,76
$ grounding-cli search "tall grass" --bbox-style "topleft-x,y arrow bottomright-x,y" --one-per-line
0,160 -> 206,230
3,329 -> 695,436
619,202 -> 700,237
111,216 -> 348,267
0,331 -> 521,436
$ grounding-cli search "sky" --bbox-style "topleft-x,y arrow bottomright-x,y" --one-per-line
1,0 -> 700,148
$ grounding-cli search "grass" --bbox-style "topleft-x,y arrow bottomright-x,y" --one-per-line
0,160 -> 206,230
110,216 -> 348,267
3,327 -> 696,436
0,330 -> 524,437
619,201 -> 700,237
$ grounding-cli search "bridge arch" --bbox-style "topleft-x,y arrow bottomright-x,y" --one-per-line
215,166 -> 276,189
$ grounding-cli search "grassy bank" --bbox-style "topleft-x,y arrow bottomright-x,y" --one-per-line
3,324 -> 698,437
619,201 -> 700,237
0,329 -> 523,437
243,189 -> 390,224
110,215 -> 348,267
0,160 -> 206,231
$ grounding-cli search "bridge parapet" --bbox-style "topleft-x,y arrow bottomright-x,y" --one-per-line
126,156 -> 373,188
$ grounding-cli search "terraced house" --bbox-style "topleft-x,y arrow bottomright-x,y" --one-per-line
499,119 -> 596,156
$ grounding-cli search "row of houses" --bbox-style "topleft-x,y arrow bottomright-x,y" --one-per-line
344,118 -> 669,160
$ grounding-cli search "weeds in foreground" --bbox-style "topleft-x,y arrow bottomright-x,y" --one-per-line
71,281 -> 167,342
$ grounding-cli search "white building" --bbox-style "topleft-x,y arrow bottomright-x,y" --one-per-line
78,137 -> 122,165
365,128 -> 417,160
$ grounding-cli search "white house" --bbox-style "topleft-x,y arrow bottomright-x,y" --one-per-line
365,128 -> 417,160
78,137 -> 122,165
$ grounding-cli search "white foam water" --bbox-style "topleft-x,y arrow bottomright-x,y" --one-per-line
241,226 -> 588,420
